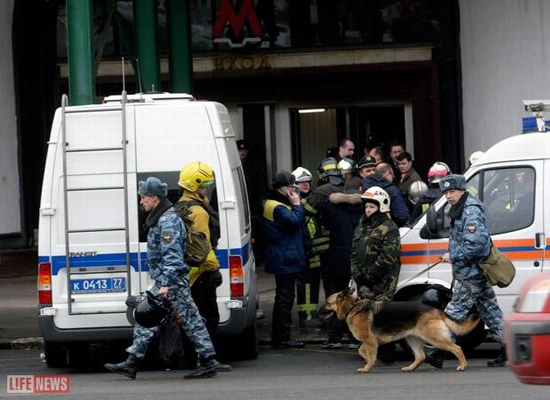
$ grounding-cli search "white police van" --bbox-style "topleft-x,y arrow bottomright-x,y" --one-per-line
38,92 -> 258,367
395,101 -> 550,349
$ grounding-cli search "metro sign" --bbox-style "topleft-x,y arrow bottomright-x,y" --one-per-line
213,0 -> 263,47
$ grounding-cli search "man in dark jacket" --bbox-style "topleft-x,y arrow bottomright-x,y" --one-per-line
263,171 -> 307,349
361,162 -> 409,227
320,177 -> 364,349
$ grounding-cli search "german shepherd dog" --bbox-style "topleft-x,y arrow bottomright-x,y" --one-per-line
323,288 -> 480,373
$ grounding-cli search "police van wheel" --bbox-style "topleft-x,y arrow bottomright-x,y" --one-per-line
455,318 -> 487,354
68,343 -> 90,367
217,324 -> 258,361
237,324 -> 259,360
44,342 -> 68,368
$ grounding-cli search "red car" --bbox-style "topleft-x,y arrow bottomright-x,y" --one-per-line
504,272 -> 550,385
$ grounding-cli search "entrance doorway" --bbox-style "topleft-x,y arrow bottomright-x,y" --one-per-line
290,105 -> 405,185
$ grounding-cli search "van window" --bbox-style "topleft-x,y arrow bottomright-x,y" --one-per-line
427,167 -> 535,239
236,166 -> 251,233
481,167 -> 535,234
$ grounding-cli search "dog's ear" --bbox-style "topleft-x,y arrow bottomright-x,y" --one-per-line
343,287 -> 355,296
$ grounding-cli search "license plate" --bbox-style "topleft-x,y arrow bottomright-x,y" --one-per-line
70,277 -> 126,294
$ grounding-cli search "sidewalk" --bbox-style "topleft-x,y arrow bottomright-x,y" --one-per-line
0,267 -> 328,350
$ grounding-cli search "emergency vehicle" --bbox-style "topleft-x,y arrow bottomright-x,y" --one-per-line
395,100 -> 550,348
37,92 -> 258,367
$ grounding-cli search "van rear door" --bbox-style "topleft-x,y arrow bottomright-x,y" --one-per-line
52,101 -> 141,327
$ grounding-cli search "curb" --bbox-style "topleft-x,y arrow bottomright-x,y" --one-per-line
0,337 -> 44,350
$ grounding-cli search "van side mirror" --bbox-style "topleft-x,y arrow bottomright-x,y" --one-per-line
420,206 -> 448,239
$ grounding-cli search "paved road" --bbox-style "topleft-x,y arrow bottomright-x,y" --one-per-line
0,267 -> 327,348
1,346 -> 548,399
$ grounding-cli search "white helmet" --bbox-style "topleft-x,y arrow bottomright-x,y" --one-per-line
427,161 -> 451,184
408,180 -> 428,205
469,151 -> 484,165
338,157 -> 355,175
291,167 -> 313,183
361,186 -> 391,213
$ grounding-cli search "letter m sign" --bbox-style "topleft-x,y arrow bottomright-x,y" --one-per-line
213,0 -> 262,40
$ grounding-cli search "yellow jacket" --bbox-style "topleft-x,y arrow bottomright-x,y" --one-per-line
177,191 -> 220,285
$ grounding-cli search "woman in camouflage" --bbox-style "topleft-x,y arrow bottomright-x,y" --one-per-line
351,186 -> 401,302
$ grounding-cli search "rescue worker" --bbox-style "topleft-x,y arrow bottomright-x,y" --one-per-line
175,161 -> 232,372
320,177 -> 364,349
104,177 -> 220,380
303,157 -> 346,323
350,186 -> 401,363
291,167 -> 328,329
264,171 -> 307,349
361,162 -> 410,227
425,174 -> 506,369
408,161 -> 451,225
338,157 -> 357,181
351,186 -> 401,302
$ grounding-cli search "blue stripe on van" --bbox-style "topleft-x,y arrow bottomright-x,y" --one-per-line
38,244 -> 250,276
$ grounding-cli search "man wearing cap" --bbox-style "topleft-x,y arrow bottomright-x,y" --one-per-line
357,155 -> 377,179
425,174 -> 506,369
263,171 -> 307,349
105,177 -> 221,380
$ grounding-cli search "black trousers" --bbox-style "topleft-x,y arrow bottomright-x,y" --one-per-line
271,273 -> 298,343
182,271 -> 219,367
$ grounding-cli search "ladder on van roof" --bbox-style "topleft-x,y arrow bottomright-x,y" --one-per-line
60,92 -> 132,315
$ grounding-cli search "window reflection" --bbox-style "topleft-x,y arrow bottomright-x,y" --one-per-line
55,0 -> 442,59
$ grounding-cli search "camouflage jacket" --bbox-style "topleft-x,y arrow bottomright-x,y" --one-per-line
144,198 -> 188,287
350,212 -> 401,301
448,192 -> 491,281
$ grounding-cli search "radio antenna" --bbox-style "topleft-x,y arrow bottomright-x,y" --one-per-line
121,57 -> 126,93
135,57 -> 143,95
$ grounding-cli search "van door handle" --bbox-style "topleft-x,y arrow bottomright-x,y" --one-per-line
535,232 -> 545,249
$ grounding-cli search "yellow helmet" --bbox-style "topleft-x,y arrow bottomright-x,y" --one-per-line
178,161 -> 215,192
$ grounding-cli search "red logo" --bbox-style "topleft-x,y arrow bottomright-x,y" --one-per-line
7,375 -> 70,394
213,0 -> 262,46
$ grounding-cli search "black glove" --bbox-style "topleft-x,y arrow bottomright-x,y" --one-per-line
208,270 -> 223,287
353,273 -> 371,288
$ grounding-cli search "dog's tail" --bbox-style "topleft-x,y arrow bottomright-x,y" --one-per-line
443,313 -> 481,336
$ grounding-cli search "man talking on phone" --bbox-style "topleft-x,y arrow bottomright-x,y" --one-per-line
263,170 -> 307,349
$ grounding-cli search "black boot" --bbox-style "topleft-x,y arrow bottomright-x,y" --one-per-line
183,358 -> 217,379
104,354 -> 140,379
425,347 -> 446,369
487,345 -> 507,367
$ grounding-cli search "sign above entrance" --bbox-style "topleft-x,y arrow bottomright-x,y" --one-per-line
213,0 -> 263,48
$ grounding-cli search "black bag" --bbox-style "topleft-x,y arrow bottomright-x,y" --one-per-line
479,245 -> 516,288
157,312 -> 185,369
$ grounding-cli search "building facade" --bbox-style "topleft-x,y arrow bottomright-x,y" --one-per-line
1,0 -> 549,265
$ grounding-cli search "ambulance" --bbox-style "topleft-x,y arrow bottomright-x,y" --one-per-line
395,101 -> 550,348
37,92 -> 258,367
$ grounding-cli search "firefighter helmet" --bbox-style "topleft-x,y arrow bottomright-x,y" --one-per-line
338,157 -> 356,175
408,180 -> 428,205
178,161 -> 215,192
360,186 -> 391,213
291,167 -> 313,183
318,157 -> 343,185
427,161 -> 451,184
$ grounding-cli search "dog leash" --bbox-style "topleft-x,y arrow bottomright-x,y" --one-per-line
373,259 -> 443,301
